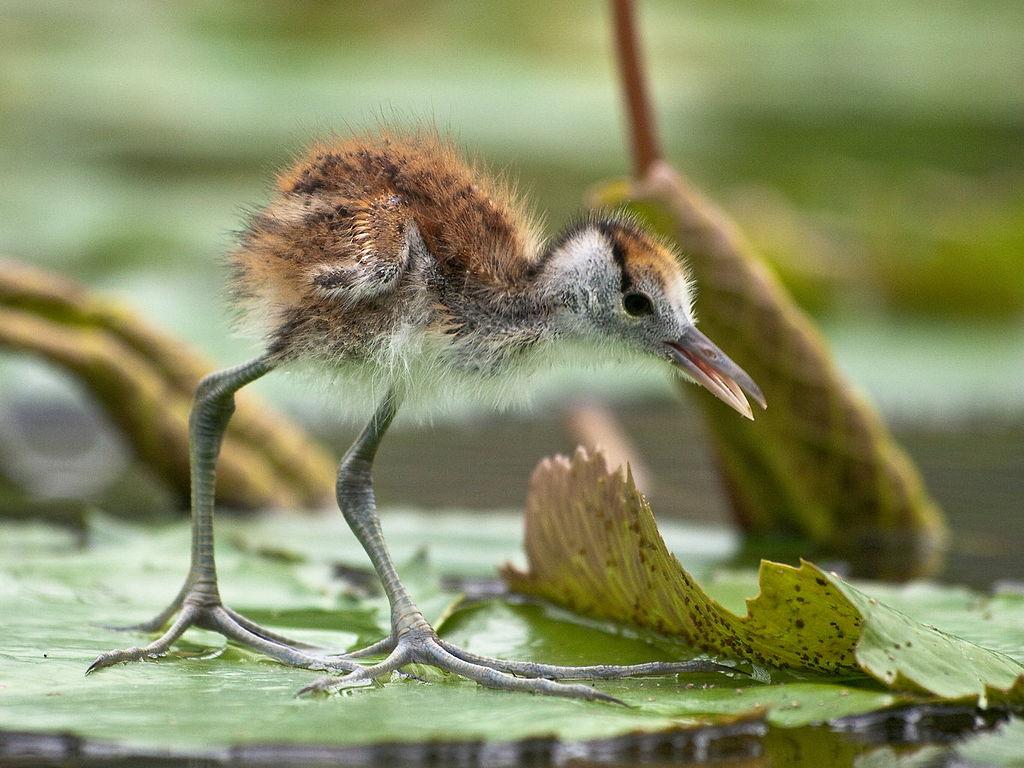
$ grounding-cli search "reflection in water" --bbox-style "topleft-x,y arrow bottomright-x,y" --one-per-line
0,705 -> 1012,767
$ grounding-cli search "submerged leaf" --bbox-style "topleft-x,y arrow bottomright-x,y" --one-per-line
504,448 -> 1024,705
956,716 -> 1024,767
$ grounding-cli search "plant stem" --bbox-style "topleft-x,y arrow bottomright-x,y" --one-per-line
610,0 -> 662,177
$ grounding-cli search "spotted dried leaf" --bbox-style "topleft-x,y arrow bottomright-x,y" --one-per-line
504,448 -> 1024,706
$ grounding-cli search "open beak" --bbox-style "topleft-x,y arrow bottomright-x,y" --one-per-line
666,327 -> 767,420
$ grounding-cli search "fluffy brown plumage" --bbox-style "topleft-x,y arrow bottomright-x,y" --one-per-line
228,128 -> 763,416
231,132 -> 536,363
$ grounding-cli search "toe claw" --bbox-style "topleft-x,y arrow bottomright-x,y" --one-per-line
87,601 -> 368,676
86,647 -> 147,675
295,678 -> 331,697
592,690 -> 628,707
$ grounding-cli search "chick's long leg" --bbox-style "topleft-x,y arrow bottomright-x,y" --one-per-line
300,392 -> 730,704
88,356 -> 360,675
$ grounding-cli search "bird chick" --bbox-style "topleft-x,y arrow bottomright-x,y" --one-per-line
231,130 -> 763,415
88,129 -> 764,703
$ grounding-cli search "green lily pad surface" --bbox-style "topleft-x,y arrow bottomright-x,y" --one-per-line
2,514 -> 719,751
1,497 -> 1022,761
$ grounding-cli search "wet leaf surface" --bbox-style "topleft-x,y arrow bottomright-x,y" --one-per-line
1,504 -> 1022,760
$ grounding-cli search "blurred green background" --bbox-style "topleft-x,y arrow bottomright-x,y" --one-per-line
1,0 -> 1021,583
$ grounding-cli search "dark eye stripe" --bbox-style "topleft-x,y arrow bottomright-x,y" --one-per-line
610,239 -> 633,293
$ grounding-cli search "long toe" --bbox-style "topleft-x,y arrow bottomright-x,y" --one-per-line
319,632 -> 629,704
296,670 -> 368,696
423,642 -> 626,704
220,606 -> 332,652
295,645 -> 413,696
436,639 -> 736,681
206,606 -> 364,674
87,605 -> 201,674
88,599 -> 369,675
87,645 -> 162,674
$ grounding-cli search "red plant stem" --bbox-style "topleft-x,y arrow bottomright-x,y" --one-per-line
610,0 -> 662,177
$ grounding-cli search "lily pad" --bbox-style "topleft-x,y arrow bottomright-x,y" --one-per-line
1,500 -> 1021,759
0,516 -> 692,749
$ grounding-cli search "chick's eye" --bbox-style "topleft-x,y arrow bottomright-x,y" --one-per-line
623,291 -> 655,317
